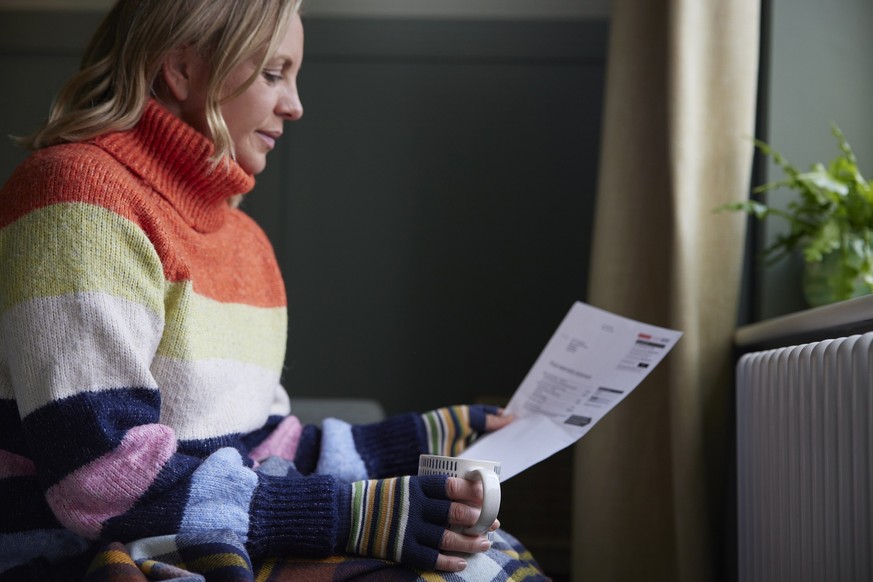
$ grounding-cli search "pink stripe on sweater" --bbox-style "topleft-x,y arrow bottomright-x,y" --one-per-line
46,424 -> 176,538
249,415 -> 303,465
0,449 -> 38,478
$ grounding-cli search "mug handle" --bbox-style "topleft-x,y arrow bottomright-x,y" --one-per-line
463,468 -> 501,535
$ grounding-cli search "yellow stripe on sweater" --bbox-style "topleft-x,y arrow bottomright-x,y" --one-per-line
0,202 -> 285,370
159,281 -> 286,371
0,202 -> 165,315
373,477 -> 395,558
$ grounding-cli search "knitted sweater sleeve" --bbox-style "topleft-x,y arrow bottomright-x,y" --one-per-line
0,198 -> 344,559
289,405 -> 495,482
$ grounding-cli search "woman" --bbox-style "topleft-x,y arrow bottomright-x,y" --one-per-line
0,0 -> 545,580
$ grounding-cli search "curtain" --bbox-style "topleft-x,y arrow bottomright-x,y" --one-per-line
572,0 -> 760,580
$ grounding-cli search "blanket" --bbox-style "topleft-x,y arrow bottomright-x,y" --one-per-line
83,529 -> 550,582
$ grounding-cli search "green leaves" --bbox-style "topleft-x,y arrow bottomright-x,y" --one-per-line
717,124 -> 873,304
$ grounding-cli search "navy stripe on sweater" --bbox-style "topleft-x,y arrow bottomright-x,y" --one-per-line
21,387 -> 160,487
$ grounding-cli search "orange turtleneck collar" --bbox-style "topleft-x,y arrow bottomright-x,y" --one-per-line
93,99 -> 255,233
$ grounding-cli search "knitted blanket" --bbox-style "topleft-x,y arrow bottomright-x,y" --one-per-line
83,529 -> 550,581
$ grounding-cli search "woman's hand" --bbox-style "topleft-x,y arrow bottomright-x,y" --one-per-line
420,404 -> 515,457
485,408 -> 514,432
434,476 -> 501,572
432,408 -> 513,571
345,474 -> 498,572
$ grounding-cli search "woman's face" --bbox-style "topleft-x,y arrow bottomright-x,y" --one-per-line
222,13 -> 304,175
175,13 -> 304,175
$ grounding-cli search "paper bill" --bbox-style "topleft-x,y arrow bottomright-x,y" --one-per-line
460,301 -> 682,481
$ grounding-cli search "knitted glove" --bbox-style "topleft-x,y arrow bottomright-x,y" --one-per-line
342,474 -> 451,569
420,404 -> 498,457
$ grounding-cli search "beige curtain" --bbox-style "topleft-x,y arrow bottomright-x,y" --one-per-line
572,0 -> 760,580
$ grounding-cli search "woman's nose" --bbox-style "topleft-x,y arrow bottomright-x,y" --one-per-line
279,84 -> 303,121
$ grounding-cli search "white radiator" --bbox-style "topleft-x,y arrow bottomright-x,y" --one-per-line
736,332 -> 873,582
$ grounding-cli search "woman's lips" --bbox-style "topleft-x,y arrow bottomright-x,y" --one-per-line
257,130 -> 281,149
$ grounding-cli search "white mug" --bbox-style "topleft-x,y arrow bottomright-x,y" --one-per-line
418,454 -> 501,535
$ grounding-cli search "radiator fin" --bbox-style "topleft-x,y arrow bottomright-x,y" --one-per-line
737,333 -> 873,582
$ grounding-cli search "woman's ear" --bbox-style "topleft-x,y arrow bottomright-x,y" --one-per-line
160,46 -> 198,103
155,46 -> 210,136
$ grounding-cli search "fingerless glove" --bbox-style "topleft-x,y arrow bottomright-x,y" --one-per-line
341,474 -> 451,570
420,404 -> 497,457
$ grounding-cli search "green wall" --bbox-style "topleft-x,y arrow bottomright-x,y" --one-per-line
758,0 -> 873,319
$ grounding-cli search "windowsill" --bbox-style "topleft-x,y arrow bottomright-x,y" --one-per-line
735,294 -> 873,352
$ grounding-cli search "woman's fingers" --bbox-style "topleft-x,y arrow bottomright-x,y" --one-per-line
448,499 -> 481,528
444,477 -> 500,529
435,476 -> 501,572
484,410 -> 514,432
442,528 -> 492,553
434,553 -> 468,573
433,529 -> 494,572
445,476 -> 483,504
434,552 -> 469,572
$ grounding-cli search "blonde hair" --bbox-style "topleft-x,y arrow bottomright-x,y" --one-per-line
19,0 -> 302,162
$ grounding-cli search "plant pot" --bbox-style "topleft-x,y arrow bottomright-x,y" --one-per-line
802,251 -> 873,307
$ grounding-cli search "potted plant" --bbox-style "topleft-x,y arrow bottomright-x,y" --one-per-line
719,124 -> 873,307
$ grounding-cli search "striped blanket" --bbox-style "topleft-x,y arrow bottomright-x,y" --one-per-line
83,529 -> 550,581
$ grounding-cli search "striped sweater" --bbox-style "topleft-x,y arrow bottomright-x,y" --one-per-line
0,101 -> 477,573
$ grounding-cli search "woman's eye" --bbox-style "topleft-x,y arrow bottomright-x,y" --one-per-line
262,71 -> 283,84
